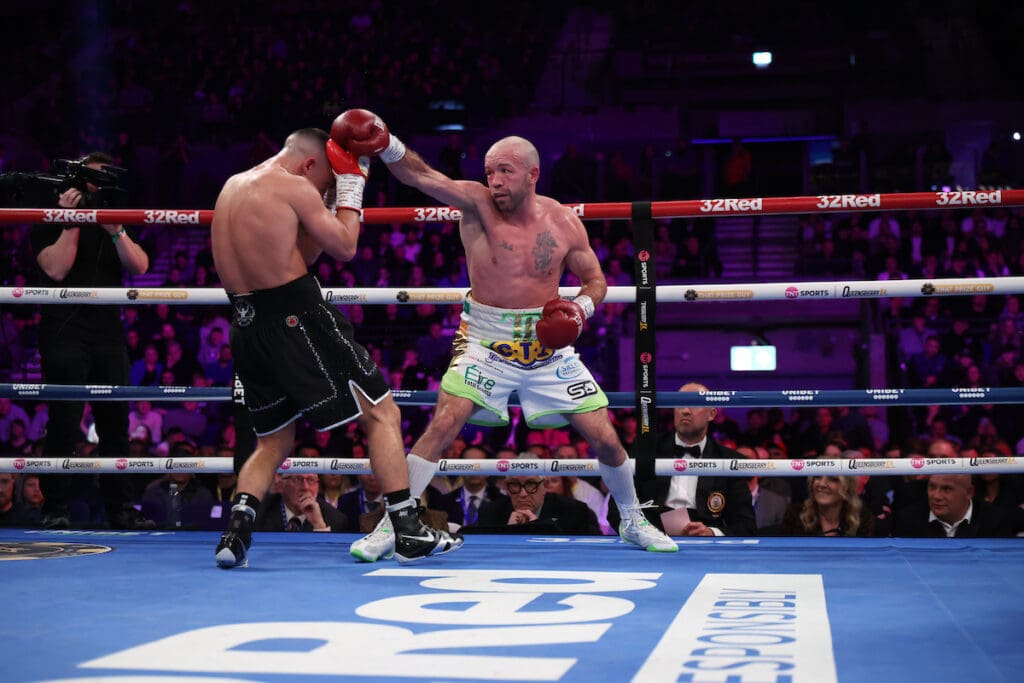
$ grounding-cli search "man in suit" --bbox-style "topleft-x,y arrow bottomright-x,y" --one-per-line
432,445 -> 505,528
336,467 -> 386,532
614,382 -> 757,537
255,473 -> 348,533
892,473 -> 1016,538
736,445 -> 789,531
471,461 -> 601,535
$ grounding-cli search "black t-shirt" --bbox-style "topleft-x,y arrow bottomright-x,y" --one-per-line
30,223 -> 127,339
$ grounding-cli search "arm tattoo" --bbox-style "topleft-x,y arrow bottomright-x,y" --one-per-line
532,230 -> 558,273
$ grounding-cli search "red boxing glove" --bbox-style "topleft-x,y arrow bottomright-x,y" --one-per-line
330,108 -> 406,163
325,139 -> 369,211
535,299 -> 586,349
325,139 -> 368,178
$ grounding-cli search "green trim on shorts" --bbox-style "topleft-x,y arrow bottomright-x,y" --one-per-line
440,368 -> 508,426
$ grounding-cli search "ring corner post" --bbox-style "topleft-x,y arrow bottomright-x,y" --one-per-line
632,201 -> 656,482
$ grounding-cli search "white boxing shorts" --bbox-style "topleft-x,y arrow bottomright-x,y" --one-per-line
439,296 -> 608,428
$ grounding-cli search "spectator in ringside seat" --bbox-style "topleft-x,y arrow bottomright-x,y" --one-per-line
892,473 -> 1016,538
470,457 -> 600,536
761,474 -> 876,537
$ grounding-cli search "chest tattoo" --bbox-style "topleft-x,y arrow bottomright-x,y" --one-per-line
532,230 -> 558,273
499,241 -> 514,251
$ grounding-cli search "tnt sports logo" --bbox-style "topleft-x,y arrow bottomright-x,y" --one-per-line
911,456 -> 926,469
13,458 -> 25,470
638,250 -> 650,262
116,459 -> 128,471
785,287 -> 799,299
497,460 -> 511,473
13,287 -> 23,297
791,459 -> 805,471
673,459 -> 688,472
640,352 -> 652,364
485,340 -> 554,367
280,459 -> 292,470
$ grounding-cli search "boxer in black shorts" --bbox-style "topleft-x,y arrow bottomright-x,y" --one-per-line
211,127 -> 460,567
229,274 -> 388,436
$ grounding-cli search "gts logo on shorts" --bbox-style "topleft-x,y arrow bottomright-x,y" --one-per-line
482,340 -> 555,367
567,381 -> 598,399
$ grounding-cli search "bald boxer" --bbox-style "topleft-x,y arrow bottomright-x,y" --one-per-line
332,109 -> 677,558
211,127 -> 459,567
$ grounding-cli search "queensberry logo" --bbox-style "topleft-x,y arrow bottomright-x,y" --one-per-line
439,461 -> 482,472
329,459 -> 366,472
550,460 -> 592,473
62,459 -> 100,470
164,459 -> 202,470
970,457 -> 1016,467
729,460 -> 774,471
847,458 -> 894,470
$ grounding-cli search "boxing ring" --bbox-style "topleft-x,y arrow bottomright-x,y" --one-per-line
3,190 -> 1024,682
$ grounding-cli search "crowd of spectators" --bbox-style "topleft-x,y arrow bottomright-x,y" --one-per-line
1,2 -> 1023,532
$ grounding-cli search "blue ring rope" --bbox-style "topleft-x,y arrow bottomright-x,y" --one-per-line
1,383 -> 1020,407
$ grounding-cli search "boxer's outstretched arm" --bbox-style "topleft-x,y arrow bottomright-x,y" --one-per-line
387,147 -> 486,212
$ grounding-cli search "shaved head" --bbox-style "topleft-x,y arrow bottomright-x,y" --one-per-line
284,128 -> 329,159
486,136 -> 539,170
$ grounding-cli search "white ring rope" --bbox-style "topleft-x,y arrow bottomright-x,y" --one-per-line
2,276 -> 1020,306
2,456 -> 1020,477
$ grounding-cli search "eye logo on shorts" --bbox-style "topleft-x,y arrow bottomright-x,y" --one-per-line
464,364 -> 496,395
483,340 -> 554,367
286,315 -> 298,327
567,381 -> 598,399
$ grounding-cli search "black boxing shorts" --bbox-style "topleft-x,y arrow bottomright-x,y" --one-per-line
227,274 -> 390,436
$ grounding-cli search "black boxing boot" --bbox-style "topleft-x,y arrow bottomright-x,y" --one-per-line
216,493 -> 258,569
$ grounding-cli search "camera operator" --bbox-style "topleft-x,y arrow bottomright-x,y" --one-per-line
29,151 -> 155,530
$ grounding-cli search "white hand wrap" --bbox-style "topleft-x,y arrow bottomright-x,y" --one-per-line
334,157 -> 370,211
573,294 -> 595,319
380,134 -> 406,164
334,172 -> 366,211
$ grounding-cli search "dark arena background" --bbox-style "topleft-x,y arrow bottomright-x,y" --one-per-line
2,2 -> 1024,682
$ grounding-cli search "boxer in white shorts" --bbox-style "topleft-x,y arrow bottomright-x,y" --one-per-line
339,113 -> 677,558
440,297 -> 608,427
